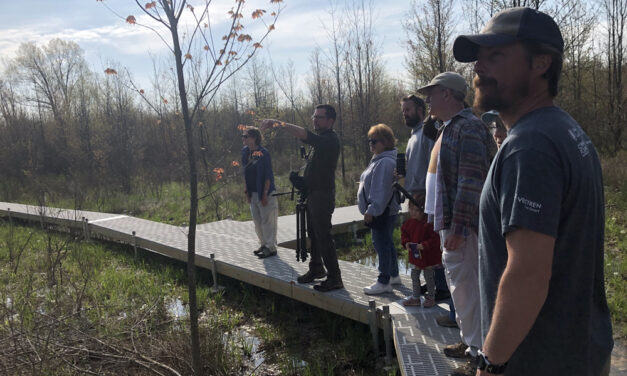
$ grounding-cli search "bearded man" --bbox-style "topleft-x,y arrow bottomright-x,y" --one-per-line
454,7 -> 613,375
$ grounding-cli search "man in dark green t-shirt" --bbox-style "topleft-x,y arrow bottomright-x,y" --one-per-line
261,105 -> 343,292
453,7 -> 613,375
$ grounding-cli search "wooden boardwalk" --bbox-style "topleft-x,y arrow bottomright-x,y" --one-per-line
0,201 -> 465,376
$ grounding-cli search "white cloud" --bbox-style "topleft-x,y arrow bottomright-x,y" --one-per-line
0,0 -> 411,91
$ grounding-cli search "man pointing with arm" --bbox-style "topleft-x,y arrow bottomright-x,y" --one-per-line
260,105 -> 343,292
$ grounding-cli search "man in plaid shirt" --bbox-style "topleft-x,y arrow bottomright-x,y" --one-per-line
418,72 -> 493,376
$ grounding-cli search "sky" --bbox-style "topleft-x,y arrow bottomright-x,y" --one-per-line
0,0 -> 415,92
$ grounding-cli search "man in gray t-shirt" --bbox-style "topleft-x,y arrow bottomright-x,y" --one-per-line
401,94 -> 435,193
454,7 -> 613,375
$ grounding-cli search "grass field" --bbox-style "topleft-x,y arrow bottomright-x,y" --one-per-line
0,152 -> 624,374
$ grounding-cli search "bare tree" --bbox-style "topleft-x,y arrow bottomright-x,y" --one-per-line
100,0 -> 282,373
344,0 -> 386,162
324,0 -> 347,178
307,47 -> 333,105
10,39 -> 89,173
602,0 -> 626,153
402,0 -> 457,88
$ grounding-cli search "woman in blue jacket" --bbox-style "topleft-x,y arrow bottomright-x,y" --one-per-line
357,123 -> 401,295
241,126 -> 278,258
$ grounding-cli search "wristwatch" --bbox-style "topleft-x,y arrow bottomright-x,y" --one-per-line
477,350 -> 508,374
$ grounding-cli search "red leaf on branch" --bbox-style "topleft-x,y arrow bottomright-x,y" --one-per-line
126,15 -> 136,24
268,24 -> 275,31
234,24 -> 244,31
270,0 -> 283,3
271,12 -> 276,16
203,45 -> 209,51
213,167 -> 225,181
139,89 -> 145,94
163,98 -> 168,104
145,2 -> 156,9
228,10 -> 243,19
237,34 -> 252,42
252,9 -> 266,19
104,68 -> 117,75
216,60 -> 223,66
184,53 -> 192,60
253,43 -> 262,49
229,51 -> 238,56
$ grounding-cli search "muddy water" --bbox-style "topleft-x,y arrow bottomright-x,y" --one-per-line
354,254 -> 412,276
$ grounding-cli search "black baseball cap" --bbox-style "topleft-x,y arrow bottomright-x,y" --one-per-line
453,7 -> 564,62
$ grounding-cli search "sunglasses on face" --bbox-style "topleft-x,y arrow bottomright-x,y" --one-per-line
241,134 -> 249,139
488,122 -> 505,132
368,139 -> 379,145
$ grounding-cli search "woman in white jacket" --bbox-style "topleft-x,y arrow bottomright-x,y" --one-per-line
357,124 -> 401,295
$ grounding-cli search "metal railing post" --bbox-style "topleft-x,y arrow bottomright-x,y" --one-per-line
7,208 -> 12,227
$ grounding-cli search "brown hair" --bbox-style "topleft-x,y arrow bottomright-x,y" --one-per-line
409,190 -> 426,211
367,123 -> 396,151
401,94 -> 426,117
315,104 -> 336,120
245,126 -> 262,146
521,40 -> 563,97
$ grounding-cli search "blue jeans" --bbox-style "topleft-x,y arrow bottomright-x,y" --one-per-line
371,214 -> 399,284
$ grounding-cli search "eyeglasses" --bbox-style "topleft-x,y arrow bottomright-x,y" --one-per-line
488,122 -> 505,134
368,139 -> 379,145
241,134 -> 249,139
311,115 -> 328,120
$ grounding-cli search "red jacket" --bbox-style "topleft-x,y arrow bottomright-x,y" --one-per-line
401,218 -> 442,269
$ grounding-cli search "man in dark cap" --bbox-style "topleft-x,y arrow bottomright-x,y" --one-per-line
454,7 -> 613,376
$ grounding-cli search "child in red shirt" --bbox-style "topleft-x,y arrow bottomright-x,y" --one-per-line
401,192 -> 442,307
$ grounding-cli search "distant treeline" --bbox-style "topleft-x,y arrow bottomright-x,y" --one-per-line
0,0 -> 624,203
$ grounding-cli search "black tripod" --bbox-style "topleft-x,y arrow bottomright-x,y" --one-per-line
295,189 -> 308,262
272,181 -> 309,262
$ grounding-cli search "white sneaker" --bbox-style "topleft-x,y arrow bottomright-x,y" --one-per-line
389,275 -> 402,285
363,281 -> 393,295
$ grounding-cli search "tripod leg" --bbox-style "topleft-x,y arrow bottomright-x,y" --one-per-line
300,204 -> 308,262
296,205 -> 301,261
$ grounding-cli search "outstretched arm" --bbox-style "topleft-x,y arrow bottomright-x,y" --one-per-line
260,119 -> 307,140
